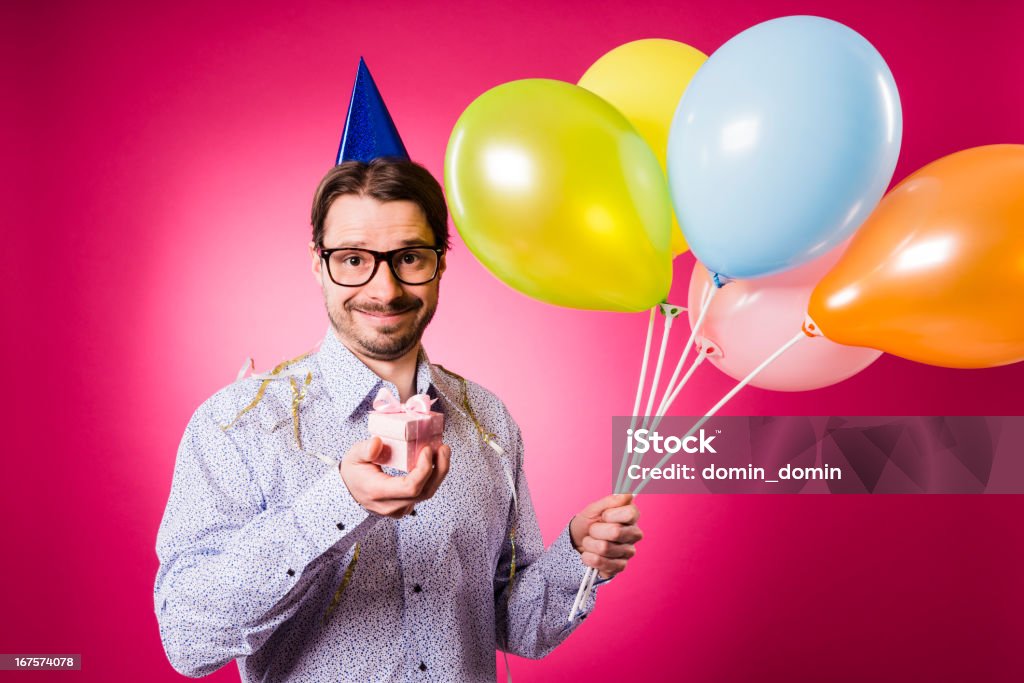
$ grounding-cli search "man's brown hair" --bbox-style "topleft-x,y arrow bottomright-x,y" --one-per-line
311,158 -> 450,250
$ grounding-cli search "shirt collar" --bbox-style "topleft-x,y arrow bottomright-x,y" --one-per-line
315,326 -> 439,420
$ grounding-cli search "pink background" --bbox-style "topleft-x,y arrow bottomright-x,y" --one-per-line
5,0 -> 1023,681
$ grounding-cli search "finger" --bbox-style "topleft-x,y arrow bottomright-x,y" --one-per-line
579,552 -> 628,579
601,503 -> 640,525
369,496 -> 417,514
579,493 -> 633,519
351,437 -> 385,464
376,447 -> 434,499
579,536 -> 637,559
402,446 -> 435,497
588,522 -> 643,544
418,444 -> 451,501
385,504 -> 415,519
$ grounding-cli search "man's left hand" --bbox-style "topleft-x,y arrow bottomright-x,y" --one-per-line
569,493 -> 642,579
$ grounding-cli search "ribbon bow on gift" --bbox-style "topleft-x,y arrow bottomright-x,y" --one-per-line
372,388 -> 437,414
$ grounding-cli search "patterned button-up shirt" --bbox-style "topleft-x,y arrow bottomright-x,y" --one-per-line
154,328 -> 603,682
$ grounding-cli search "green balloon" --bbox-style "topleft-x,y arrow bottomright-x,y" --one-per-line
444,78 -> 673,312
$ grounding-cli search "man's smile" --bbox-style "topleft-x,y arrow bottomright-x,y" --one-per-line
352,305 -> 418,326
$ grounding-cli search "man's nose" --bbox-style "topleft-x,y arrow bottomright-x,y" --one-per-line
362,259 -> 404,300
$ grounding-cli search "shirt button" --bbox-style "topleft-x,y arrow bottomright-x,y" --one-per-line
412,584 -> 422,593
286,568 -> 295,577
409,509 -> 417,516
336,522 -> 345,530
418,662 -> 427,672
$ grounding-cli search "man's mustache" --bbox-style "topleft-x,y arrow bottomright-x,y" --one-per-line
347,299 -> 422,315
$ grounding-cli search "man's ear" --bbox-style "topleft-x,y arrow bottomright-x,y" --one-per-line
438,252 -> 447,277
309,241 -> 323,286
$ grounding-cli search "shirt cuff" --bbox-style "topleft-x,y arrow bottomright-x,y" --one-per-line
290,464 -> 376,568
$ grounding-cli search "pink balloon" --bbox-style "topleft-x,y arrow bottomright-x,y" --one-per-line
687,246 -> 882,392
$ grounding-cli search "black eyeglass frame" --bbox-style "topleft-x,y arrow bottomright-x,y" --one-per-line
318,245 -> 445,287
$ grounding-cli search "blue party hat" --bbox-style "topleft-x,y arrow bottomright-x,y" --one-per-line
336,57 -> 409,164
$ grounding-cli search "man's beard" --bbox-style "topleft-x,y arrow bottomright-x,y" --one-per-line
327,294 -> 437,361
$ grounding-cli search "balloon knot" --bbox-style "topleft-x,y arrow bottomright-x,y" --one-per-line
801,319 -> 824,338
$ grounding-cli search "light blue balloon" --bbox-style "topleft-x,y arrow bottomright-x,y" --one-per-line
667,16 -> 902,280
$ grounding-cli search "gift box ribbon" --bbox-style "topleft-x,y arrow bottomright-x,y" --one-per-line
372,388 -> 437,415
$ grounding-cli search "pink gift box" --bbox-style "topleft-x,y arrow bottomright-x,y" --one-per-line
367,390 -> 444,472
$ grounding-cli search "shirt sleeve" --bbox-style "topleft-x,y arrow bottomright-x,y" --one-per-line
154,402 -> 379,677
493,421 -> 608,659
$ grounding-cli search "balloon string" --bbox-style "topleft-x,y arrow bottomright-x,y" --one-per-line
624,348 -> 708,489
639,309 -> 676,428
572,306 -> 659,624
574,350 -> 712,618
631,331 -> 807,496
623,297 -> 716,494
657,275 -> 718,417
613,307 -> 657,494
650,350 -> 709,433
570,554 -> 604,623
584,566 -> 599,602
568,565 -> 590,624
634,305 -> 684,464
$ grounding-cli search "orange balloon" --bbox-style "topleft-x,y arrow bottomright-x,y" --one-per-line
808,144 -> 1024,369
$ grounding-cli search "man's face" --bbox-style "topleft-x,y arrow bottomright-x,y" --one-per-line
310,194 -> 445,362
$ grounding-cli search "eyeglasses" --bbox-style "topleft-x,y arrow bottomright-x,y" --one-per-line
318,245 -> 444,287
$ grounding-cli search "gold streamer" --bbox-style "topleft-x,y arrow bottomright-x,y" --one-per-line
434,365 -> 500,448
322,542 -> 361,625
221,351 -> 312,434
222,347 -> 364,625
435,365 -> 517,591
289,371 -> 313,450
508,525 -> 517,586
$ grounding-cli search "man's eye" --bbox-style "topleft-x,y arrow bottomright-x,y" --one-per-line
400,253 -> 421,265
344,256 -> 363,267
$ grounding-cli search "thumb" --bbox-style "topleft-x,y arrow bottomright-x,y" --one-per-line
352,437 -> 385,464
580,492 -> 633,519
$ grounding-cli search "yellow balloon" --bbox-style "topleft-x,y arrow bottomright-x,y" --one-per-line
445,79 -> 673,312
579,38 -> 708,257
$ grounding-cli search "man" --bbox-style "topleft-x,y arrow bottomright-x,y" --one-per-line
155,62 -> 642,682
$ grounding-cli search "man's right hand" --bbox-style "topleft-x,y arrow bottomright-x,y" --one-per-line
339,437 -> 451,519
